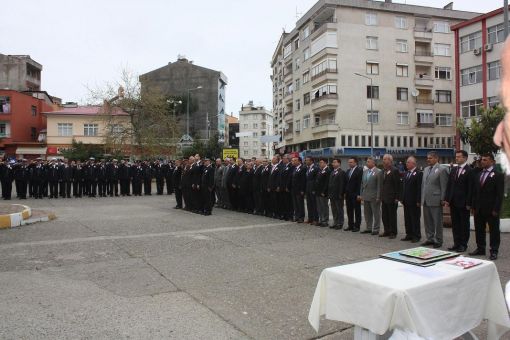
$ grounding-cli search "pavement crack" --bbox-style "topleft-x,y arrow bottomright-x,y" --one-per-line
307,325 -> 354,339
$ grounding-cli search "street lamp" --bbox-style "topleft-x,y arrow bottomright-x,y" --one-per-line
354,72 -> 374,158
186,86 -> 202,138
166,99 -> 182,141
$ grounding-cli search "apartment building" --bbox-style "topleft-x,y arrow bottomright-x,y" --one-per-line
239,101 -> 274,159
451,7 -> 507,159
271,0 -> 479,164
0,54 -> 42,92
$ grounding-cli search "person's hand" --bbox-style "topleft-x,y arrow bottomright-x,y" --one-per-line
492,210 -> 499,217
356,196 -> 362,202
444,202 -> 449,208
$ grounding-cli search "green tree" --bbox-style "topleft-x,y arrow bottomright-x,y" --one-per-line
60,140 -> 104,161
457,106 -> 505,156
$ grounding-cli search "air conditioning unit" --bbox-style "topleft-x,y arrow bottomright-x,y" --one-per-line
484,43 -> 493,52
473,48 -> 482,56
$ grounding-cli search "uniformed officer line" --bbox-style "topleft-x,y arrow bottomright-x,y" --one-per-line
0,222 -> 290,250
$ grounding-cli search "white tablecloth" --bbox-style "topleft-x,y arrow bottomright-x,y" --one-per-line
308,259 -> 510,339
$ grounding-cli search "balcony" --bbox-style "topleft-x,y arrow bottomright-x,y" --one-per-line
284,132 -> 294,141
414,50 -> 433,64
311,93 -> 338,113
284,112 -> 293,122
415,75 -> 434,87
284,91 -> 293,103
414,28 -> 433,40
311,68 -> 338,84
417,122 -> 435,128
415,98 -> 434,105
311,21 -> 337,41
311,123 -> 339,138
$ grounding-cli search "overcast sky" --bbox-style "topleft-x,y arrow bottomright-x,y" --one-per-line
1,0 -> 503,116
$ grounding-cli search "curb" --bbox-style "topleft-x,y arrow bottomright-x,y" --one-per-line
0,204 -> 32,229
21,210 -> 57,226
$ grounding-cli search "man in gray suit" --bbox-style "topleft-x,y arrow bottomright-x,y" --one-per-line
214,158 -> 225,207
359,157 -> 381,235
221,158 -> 231,209
421,151 -> 448,248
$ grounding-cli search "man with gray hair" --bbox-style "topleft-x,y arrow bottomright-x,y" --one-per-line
400,156 -> 423,243
214,158 -> 224,207
380,154 -> 401,238
421,151 -> 448,248
359,157 -> 381,235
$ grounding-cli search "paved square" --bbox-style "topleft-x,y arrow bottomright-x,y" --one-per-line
0,193 -> 509,339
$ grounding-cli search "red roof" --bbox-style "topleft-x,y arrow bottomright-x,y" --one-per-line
43,105 -> 129,116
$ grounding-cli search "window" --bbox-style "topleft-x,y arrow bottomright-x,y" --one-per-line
303,71 -> 310,84
312,83 -> 337,99
57,123 -> 73,136
110,124 -> 123,134
366,62 -> 379,75
488,60 -> 501,81
461,99 -> 483,117
361,135 -> 366,147
367,86 -> 379,99
31,127 -> 37,140
311,58 -> 337,78
295,99 -> 301,111
488,23 -> 506,44
460,31 -> 482,53
303,48 -> 311,61
31,105 -> 37,116
314,114 -> 320,126
417,110 -> 434,124
409,136 -> 414,148
348,135 -> 352,146
435,90 -> 452,103
436,113 -> 452,126
294,38 -> 300,50
397,136 -> 401,148
489,96 -> 500,108
283,44 -> 292,58
435,66 -> 451,80
83,123 -> 98,136
253,123 -> 258,128
396,39 -> 408,53
397,87 -> 408,101
295,78 -> 300,91
460,65 -> 482,86
397,112 -> 409,125
303,93 -> 310,105
244,141 -> 249,146
433,21 -> 450,33
384,136 -> 388,146
253,132 -> 258,137
366,36 -> 378,50
303,26 -> 310,39
294,58 -> 301,71
341,135 -> 346,146
395,16 -> 407,29
367,110 -> 379,124
303,115 -> 310,129
434,43 -> 451,56
0,123 -> 9,137
375,136 -> 379,147
355,135 -> 359,147
243,123 -> 249,129
396,64 -> 408,77
0,96 -> 10,113
365,13 -> 377,26
244,150 -> 249,156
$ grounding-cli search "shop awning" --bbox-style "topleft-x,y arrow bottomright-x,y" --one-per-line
16,147 -> 47,155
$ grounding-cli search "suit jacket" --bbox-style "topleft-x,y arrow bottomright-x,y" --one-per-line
305,164 -> 319,193
345,166 -> 363,197
280,163 -> 293,192
400,169 -> 423,206
291,164 -> 307,194
261,165 -> 270,192
268,162 -> 283,191
327,168 -> 345,200
360,167 -> 382,202
226,164 -> 238,188
201,165 -> 215,190
253,165 -> 263,193
172,166 -> 183,189
471,168 -> 504,214
214,165 -> 224,188
381,167 -> 401,204
421,163 -> 448,206
314,166 -> 330,196
190,161 -> 204,186
445,164 -> 473,208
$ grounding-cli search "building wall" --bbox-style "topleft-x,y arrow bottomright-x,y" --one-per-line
238,105 -> 274,159
0,54 -> 41,91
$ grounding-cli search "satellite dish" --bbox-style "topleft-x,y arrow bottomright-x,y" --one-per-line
411,89 -> 420,97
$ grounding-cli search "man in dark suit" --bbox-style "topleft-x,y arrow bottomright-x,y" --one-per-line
47,159 -> 59,199
172,159 -> 183,209
190,154 -> 204,213
344,157 -> 362,232
252,159 -> 263,214
268,155 -> 283,219
226,158 -> 239,211
328,158 -> 346,229
279,155 -> 294,220
291,156 -> 307,223
470,153 -> 504,260
153,160 -> 165,195
314,158 -> 330,227
445,150 -> 473,252
305,156 -> 319,225
163,161 -> 174,195
380,154 -> 401,239
400,156 -> 423,243
260,160 -> 271,217
201,158 -> 215,215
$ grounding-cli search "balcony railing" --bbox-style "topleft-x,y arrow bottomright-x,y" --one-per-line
415,50 -> 433,57
311,93 -> 338,103
417,122 -> 435,128
311,18 -> 338,35
311,68 -> 338,81
415,98 -> 434,104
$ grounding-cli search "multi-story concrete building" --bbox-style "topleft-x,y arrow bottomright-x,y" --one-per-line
451,7 -> 507,159
0,54 -> 42,92
226,114 -> 239,149
140,56 -> 227,142
271,0 -> 479,164
239,101 -> 274,159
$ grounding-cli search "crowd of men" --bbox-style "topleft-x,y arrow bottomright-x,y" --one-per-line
0,149 -> 503,260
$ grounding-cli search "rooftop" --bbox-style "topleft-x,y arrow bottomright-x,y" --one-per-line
44,105 -> 129,116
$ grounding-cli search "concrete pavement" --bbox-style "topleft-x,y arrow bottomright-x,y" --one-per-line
0,193 -> 509,339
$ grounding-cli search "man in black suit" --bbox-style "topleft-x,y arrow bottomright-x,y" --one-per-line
201,158 -> 215,215
380,154 -> 401,239
344,157 -> 362,232
163,161 -> 174,195
268,155 -> 283,219
328,159 -> 346,229
252,159 -> 263,215
305,157 -> 319,225
232,158 -> 245,211
279,155 -> 294,220
400,156 -> 423,243
314,158 -> 330,227
260,160 -> 271,217
190,154 -> 204,213
47,159 -> 59,199
291,156 -> 307,223
182,158 -> 193,209
445,150 -> 473,252
153,160 -> 165,195
172,159 -> 183,209
118,160 -> 130,196
470,153 -> 504,260
226,158 -> 239,211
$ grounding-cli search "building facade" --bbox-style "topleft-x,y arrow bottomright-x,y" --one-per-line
0,54 -> 42,91
271,0 -> 479,164
139,56 -> 227,142
226,114 -> 239,149
451,7 -> 507,160
44,104 -> 131,158
238,101 -> 274,159
0,90 -> 53,159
